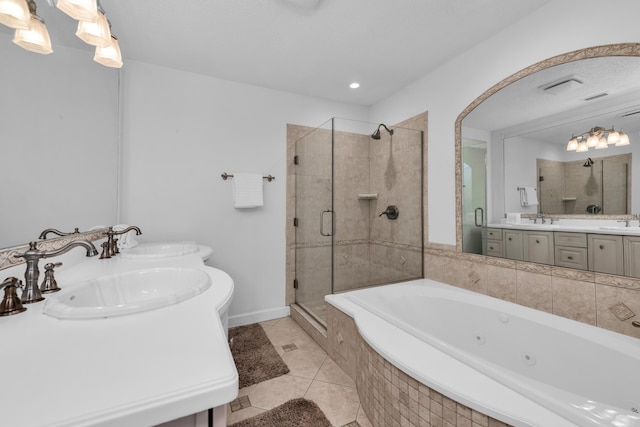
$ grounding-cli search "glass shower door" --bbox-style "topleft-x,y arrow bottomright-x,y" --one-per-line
294,119 -> 333,325
461,139 -> 487,254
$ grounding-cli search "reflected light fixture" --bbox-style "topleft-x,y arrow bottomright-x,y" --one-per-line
0,0 -> 30,29
55,0 -> 97,22
93,34 -> 122,68
75,7 -> 110,46
12,0 -> 52,54
349,82 -> 360,89
566,126 -> 629,152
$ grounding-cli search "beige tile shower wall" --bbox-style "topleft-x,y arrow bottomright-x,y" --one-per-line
369,124 -> 423,284
537,159 -> 565,214
332,130 -> 372,292
370,243 -> 422,286
424,247 -> 640,339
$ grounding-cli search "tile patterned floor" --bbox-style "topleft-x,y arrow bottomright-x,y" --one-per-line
227,316 -> 372,427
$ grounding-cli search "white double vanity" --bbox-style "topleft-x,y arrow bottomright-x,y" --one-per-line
0,239 -> 237,427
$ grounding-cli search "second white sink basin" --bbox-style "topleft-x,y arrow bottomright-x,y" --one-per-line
120,241 -> 199,259
43,267 -> 211,319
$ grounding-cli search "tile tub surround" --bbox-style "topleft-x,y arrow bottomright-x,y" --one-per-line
325,305 -> 512,427
424,246 -> 640,339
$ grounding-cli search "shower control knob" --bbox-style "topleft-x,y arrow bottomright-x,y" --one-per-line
379,205 -> 399,220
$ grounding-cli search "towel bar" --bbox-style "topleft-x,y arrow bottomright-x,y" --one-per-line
221,173 -> 275,182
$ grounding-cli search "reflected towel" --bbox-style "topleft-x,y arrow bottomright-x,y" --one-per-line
521,187 -> 538,206
233,173 -> 264,208
113,224 -> 139,249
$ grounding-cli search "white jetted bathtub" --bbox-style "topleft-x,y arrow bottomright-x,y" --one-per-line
326,279 -> 640,427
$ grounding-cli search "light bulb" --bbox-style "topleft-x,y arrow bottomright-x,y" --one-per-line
76,10 -> 110,47
56,0 -> 97,22
586,134 -> 599,148
576,142 -> 589,152
94,34 -> 122,68
595,137 -> 608,149
615,132 -> 630,147
607,129 -> 620,145
13,13 -> 52,54
0,0 -> 30,29
566,137 -> 579,151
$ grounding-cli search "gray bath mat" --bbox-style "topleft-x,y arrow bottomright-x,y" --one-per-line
229,323 -> 290,388
228,398 -> 332,427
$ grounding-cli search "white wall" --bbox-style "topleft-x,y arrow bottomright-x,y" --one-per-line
369,0 -> 640,246
120,60 -> 368,324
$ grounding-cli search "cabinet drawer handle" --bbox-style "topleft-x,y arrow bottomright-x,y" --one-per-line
567,256 -> 573,260
508,237 -> 512,241
600,245 -> 605,250
489,246 -> 494,250
536,240 -> 540,244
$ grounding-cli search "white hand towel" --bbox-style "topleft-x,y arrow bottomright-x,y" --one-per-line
522,187 -> 538,206
232,173 -> 264,208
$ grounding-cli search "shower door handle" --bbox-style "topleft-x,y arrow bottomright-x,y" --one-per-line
474,207 -> 484,227
320,209 -> 333,237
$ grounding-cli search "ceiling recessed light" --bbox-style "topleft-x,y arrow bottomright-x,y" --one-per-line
349,82 -> 360,89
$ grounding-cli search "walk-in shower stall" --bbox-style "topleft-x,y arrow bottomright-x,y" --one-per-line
293,118 -> 424,325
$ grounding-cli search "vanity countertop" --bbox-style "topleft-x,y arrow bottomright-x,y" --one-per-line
487,222 -> 640,236
0,251 -> 237,427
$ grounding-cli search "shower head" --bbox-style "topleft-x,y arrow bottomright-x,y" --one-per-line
371,123 -> 394,140
583,157 -> 594,167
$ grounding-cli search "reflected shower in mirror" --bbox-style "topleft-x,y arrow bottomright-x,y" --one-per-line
457,44 -> 640,259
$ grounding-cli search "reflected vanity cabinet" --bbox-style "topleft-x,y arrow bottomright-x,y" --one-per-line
486,228 -> 504,257
523,230 -> 554,265
504,229 -> 523,261
624,236 -> 640,278
555,232 -> 588,270
588,234 -> 624,275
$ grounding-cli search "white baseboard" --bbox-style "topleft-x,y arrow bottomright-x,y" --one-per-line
228,306 -> 291,327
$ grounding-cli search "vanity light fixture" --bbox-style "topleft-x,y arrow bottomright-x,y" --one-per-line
3,0 -> 123,67
349,82 -> 360,89
0,0 -> 30,29
566,126 -> 629,152
12,0 -> 52,54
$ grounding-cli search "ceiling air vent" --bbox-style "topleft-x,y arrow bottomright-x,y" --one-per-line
618,109 -> 640,119
584,93 -> 609,101
539,76 -> 583,95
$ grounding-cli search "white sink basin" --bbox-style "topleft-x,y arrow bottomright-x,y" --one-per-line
43,267 -> 211,319
120,241 -> 199,259
600,226 -> 640,231
512,224 -> 560,230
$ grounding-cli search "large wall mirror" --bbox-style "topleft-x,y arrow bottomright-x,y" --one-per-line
457,43 -> 640,256
0,6 -> 119,249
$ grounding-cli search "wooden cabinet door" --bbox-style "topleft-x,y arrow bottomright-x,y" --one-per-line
624,236 -> 640,278
588,234 -> 623,275
504,230 -> 523,261
523,231 -> 554,265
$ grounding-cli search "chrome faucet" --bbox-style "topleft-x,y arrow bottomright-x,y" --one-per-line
38,227 -> 80,239
14,240 -> 98,304
618,220 -> 632,227
537,212 -> 546,224
101,226 -> 142,259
